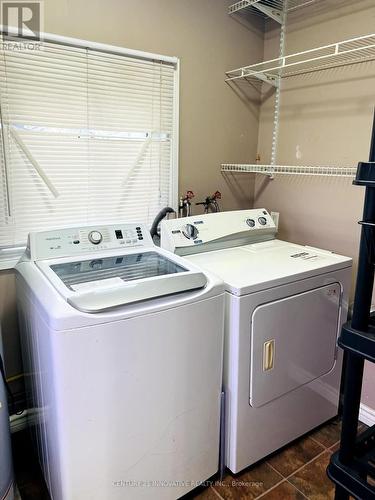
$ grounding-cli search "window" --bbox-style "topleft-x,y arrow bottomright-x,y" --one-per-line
0,34 -> 179,267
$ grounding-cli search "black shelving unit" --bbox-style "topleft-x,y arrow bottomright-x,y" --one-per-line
327,112 -> 375,499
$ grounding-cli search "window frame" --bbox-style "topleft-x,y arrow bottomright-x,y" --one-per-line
0,29 -> 180,270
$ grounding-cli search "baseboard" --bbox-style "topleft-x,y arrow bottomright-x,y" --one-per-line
359,403 -> 375,426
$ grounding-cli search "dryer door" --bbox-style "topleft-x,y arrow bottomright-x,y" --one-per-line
250,283 -> 341,408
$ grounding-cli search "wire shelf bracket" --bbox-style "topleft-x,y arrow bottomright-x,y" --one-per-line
228,0 -> 283,23
226,33 -> 375,83
228,0 -> 321,22
221,163 -> 358,179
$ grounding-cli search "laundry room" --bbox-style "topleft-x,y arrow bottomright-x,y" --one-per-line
0,0 -> 375,499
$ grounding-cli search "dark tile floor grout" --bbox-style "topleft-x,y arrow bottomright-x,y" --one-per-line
208,487 -> 224,499
308,435 -> 329,448
214,445 -> 331,500
270,447 -> 330,499
261,459 -> 313,499
263,432 -> 343,499
284,481 -> 310,500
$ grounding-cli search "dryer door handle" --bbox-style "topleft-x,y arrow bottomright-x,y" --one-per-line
263,340 -> 275,371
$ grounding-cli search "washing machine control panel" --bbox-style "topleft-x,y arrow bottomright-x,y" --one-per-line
160,209 -> 277,255
28,223 -> 153,261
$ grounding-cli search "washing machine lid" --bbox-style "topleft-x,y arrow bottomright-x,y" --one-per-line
37,249 -> 207,313
187,239 -> 352,295
23,223 -> 208,313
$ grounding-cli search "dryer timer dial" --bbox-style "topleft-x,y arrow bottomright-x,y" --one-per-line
182,224 -> 199,240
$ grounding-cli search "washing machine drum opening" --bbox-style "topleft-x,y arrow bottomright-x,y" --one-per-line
250,283 -> 341,408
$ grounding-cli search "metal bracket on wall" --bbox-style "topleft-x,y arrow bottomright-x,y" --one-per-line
253,2 -> 283,23
239,70 -> 279,87
229,0 -> 283,23
229,0 -> 321,20
226,0 -> 289,171
270,0 -> 288,167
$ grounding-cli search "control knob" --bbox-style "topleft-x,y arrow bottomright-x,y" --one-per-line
258,217 -> 267,226
182,224 -> 199,240
88,230 -> 103,245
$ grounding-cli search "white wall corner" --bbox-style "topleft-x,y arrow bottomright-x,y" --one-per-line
359,403 -> 375,427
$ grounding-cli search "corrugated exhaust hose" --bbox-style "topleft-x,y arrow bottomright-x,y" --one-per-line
150,207 -> 176,244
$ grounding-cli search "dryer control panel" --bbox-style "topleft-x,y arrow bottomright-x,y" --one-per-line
161,209 -> 277,256
28,224 -> 153,261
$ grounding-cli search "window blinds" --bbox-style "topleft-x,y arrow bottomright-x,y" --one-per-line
0,37 -> 178,257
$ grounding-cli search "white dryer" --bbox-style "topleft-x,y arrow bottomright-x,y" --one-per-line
16,223 -> 225,500
161,209 -> 352,474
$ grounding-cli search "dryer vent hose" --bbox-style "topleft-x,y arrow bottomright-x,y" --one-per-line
150,207 -> 176,239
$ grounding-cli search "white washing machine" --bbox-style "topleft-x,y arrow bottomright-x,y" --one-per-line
15,223 -> 225,500
161,209 -> 352,474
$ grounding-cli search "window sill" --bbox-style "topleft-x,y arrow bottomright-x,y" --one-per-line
0,249 -> 25,271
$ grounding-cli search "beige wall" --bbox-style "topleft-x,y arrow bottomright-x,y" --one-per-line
255,0 -> 375,407
1,1 -> 263,391
5,0 -> 373,413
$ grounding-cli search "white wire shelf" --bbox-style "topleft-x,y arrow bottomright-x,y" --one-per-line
221,164 -> 358,178
228,0 -> 320,23
226,33 -> 375,84
228,0 -> 283,23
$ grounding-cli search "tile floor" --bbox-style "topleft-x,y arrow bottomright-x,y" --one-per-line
191,418 -> 366,500
12,418 -> 365,500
